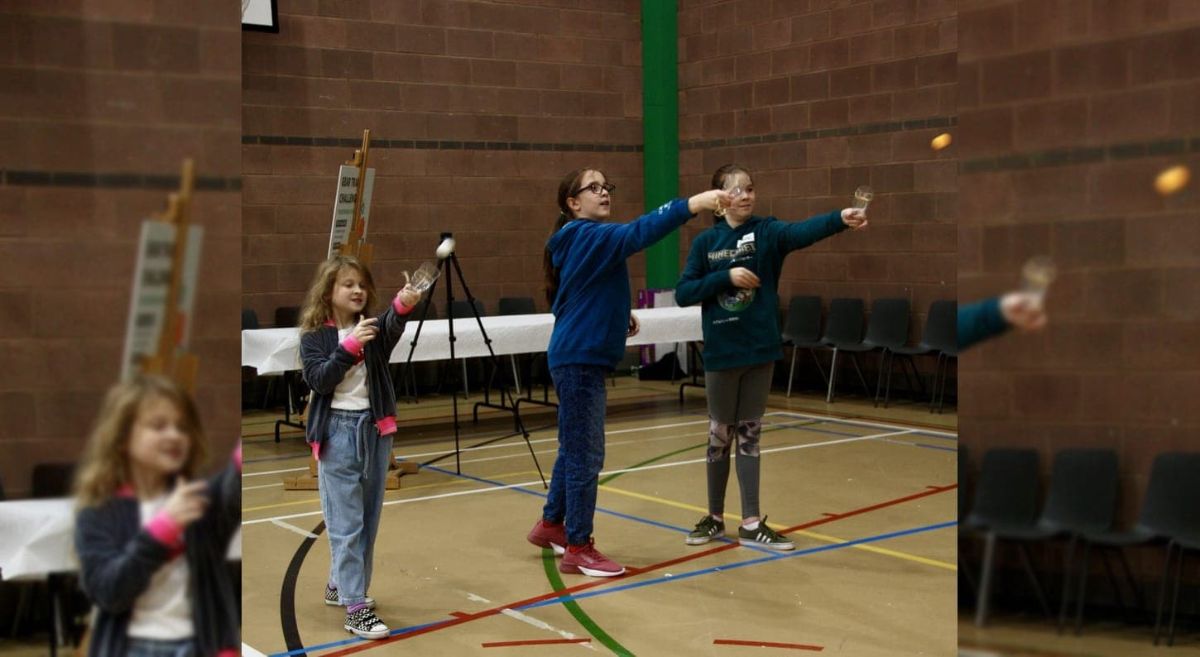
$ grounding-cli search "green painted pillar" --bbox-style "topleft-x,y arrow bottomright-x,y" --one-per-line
641,0 -> 679,289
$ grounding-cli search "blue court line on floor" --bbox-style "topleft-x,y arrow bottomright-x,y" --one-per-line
420,464 -> 775,557
267,621 -> 444,657
910,442 -> 958,452
516,520 -> 958,611
879,438 -> 958,453
272,519 -> 958,656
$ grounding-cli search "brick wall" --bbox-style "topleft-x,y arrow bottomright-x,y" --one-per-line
677,0 -> 958,347
0,3 -> 241,498
958,0 -> 1200,529
242,0 -> 645,325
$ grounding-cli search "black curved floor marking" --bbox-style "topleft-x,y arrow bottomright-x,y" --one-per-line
281,520 -> 327,656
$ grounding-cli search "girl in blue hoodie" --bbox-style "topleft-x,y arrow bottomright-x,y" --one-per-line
526,167 -> 730,577
675,164 -> 866,550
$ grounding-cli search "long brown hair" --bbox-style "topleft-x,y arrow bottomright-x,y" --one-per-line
298,255 -> 378,333
75,375 -> 207,508
543,167 -> 604,307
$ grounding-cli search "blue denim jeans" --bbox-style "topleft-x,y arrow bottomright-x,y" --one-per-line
127,638 -> 193,657
542,364 -> 608,546
318,408 -> 394,606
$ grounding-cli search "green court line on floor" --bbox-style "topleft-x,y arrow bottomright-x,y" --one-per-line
541,548 -> 634,657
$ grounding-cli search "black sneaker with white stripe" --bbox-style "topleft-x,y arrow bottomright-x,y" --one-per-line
344,607 -> 390,640
686,515 -> 725,545
737,516 -> 795,551
324,585 -> 376,609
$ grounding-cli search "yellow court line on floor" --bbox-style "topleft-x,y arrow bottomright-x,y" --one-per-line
241,468 -> 545,513
598,483 -> 956,571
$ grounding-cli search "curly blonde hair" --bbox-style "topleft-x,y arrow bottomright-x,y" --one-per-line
74,375 -> 207,507
298,255 -> 378,333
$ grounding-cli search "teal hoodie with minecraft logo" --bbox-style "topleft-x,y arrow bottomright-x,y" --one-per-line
675,211 -> 847,371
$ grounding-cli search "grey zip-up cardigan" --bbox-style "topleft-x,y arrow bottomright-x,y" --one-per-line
300,297 -> 412,455
74,458 -> 241,657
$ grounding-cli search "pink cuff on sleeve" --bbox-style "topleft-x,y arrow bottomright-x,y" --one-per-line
376,416 -> 397,436
233,443 -> 242,472
217,649 -> 239,657
312,441 -> 322,461
340,333 -> 364,357
393,296 -> 414,315
145,509 -> 185,551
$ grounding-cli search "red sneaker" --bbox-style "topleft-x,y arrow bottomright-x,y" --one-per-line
559,540 -> 625,577
526,518 -> 567,556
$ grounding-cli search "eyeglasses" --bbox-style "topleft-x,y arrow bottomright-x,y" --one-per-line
573,182 -> 616,196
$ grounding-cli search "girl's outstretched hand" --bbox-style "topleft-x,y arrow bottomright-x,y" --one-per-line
398,285 -> 421,308
841,208 -> 868,229
688,189 -> 732,214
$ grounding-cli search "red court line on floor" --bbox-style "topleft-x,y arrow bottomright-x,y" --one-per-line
482,638 -> 591,648
714,638 -> 823,651
449,611 -> 470,619
317,483 -> 955,657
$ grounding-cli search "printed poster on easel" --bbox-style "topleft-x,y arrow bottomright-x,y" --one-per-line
327,164 -> 375,259
120,160 -> 203,390
120,222 -> 203,380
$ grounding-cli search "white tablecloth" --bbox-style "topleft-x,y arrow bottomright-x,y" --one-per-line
0,498 -> 242,581
242,306 -> 702,375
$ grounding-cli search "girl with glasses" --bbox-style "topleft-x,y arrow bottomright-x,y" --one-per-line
526,167 -> 730,576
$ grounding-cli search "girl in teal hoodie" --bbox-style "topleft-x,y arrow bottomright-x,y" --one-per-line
675,164 -> 867,550
526,167 -> 729,577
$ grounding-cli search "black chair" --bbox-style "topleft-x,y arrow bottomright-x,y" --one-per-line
961,449 -> 1041,627
270,306 -> 305,442
395,300 -> 438,402
781,296 -> 828,397
241,308 -> 259,330
959,445 -> 978,600
31,463 -> 76,498
498,297 -> 537,395
1163,530 -> 1200,646
27,464 -> 81,653
1068,452 -> 1200,643
877,299 -> 956,408
931,343 -> 958,414
273,305 -> 300,328
824,298 -> 909,403
498,297 -> 535,316
973,449 -> 1119,627
242,309 -> 263,410
958,444 -> 969,522
446,299 -> 486,397
858,298 -> 911,403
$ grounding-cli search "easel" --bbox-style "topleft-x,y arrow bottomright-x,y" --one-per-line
282,130 -> 416,491
337,128 -> 374,263
141,159 -> 200,391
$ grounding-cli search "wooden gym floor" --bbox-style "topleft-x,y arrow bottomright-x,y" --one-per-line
240,377 -> 958,656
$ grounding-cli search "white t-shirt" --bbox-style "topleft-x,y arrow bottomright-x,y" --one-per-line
127,495 -> 193,640
331,327 -> 370,410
